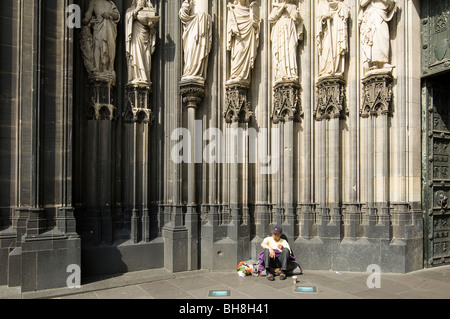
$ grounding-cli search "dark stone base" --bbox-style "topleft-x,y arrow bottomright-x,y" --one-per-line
0,231 -> 16,286
81,238 -> 164,277
292,237 -> 423,273
201,237 -> 251,270
200,236 -> 422,274
20,237 -> 81,293
163,226 -> 188,273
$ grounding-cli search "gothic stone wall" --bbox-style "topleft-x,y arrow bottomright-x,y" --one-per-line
71,0 -> 423,274
0,0 -> 424,292
0,0 -> 80,292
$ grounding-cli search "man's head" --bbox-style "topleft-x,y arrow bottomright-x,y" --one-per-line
271,226 -> 282,240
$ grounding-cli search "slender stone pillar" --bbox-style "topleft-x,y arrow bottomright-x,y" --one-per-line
168,81 -> 204,271
342,1 -> 361,240
124,84 -> 154,243
283,119 -> 296,240
85,79 -> 116,246
298,0 -> 314,240
328,117 -> 342,232
169,0 -> 212,272
361,73 -> 394,238
186,95 -> 200,270
271,81 -> 302,240
314,76 -> 346,239
224,82 -> 253,246
254,3 -> 271,243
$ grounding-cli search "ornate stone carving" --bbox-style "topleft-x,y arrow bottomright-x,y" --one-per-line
224,84 -> 253,124
87,78 -> 115,121
316,0 -> 349,79
124,84 -> 154,125
180,83 -> 206,109
269,0 -> 303,84
179,0 -> 213,85
80,0 -> 120,83
358,0 -> 397,77
125,0 -> 160,87
360,73 -> 393,118
271,81 -> 302,123
315,76 -> 347,120
226,0 -> 261,87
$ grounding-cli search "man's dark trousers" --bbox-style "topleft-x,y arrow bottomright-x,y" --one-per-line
264,248 -> 290,273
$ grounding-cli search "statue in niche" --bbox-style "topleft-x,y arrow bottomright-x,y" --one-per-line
269,0 -> 303,84
80,0 -> 120,82
226,0 -> 261,87
179,0 -> 213,84
125,0 -> 159,87
359,0 -> 397,77
316,0 -> 349,78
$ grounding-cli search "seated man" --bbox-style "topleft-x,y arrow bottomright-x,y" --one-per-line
260,226 -> 293,281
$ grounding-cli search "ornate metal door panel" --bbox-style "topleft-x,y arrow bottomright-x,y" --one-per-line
421,0 -> 450,77
423,82 -> 450,267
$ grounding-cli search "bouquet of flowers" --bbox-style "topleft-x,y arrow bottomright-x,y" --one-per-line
236,261 -> 253,277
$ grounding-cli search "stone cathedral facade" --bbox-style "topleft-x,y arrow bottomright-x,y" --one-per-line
0,0 -> 449,292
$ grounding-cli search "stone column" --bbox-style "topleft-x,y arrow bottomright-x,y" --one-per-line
185,88 -> 202,270
314,76 -> 347,239
224,83 -> 253,259
124,84 -> 154,243
298,0 -> 314,240
80,0 -> 120,245
283,119 -> 296,239
85,79 -> 116,246
164,82 -> 204,272
342,1 -> 360,240
253,1 -> 270,244
271,81 -> 302,240
361,73 -> 393,239
167,0 -> 212,272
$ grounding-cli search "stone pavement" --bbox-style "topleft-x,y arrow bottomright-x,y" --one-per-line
1,265 -> 450,300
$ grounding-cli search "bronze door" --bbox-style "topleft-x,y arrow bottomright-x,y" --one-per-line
423,77 -> 450,267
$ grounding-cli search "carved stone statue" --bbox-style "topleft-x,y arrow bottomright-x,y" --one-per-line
269,0 -> 303,84
316,0 -> 349,78
359,0 -> 397,77
226,0 -> 261,87
125,0 -> 159,87
80,0 -> 120,83
179,0 -> 213,84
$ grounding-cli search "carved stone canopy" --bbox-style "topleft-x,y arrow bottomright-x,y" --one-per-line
87,78 -> 116,121
124,84 -> 154,125
271,81 -> 303,124
315,76 -> 347,121
224,84 -> 253,124
360,73 -> 394,118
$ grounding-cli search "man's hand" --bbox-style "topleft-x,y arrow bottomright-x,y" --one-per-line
269,248 -> 276,259
277,244 -> 283,251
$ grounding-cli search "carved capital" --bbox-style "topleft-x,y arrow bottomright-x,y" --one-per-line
87,79 -> 116,121
271,81 -> 302,124
124,84 -> 154,125
361,73 -> 393,118
315,76 -> 347,121
180,82 -> 205,109
224,84 -> 253,124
